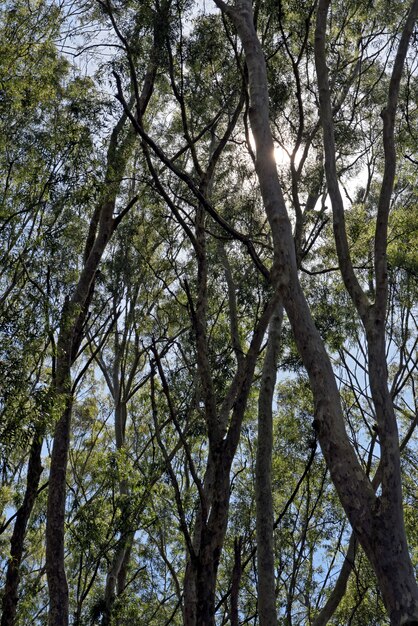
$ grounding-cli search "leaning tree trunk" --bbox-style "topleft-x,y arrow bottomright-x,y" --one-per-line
45,9 -> 168,618
1,429 -> 43,626
46,121 -> 135,626
213,0 -> 418,623
312,533 -> 357,626
313,0 -> 418,621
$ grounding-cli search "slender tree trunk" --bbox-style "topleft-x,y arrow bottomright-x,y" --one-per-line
183,459 -> 214,626
364,328 -> 418,624
1,430 -> 43,626
313,0 -> 418,619
102,539 -> 128,626
103,531 -> 135,626
183,443 -> 218,626
46,395 -> 73,626
230,537 -> 243,626
312,534 -> 356,626
183,561 -> 198,625
117,533 -> 134,595
182,295 -> 278,625
101,403 -> 135,626
44,8 -> 168,616
46,134 -> 135,626
256,304 -> 283,626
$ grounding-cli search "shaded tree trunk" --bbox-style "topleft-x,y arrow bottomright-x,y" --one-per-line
1,430 -> 43,626
256,304 -> 283,626
46,117 -> 136,626
46,397 -> 73,626
182,295 -> 278,625
230,537 -> 243,626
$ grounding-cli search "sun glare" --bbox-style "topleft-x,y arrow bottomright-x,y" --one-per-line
248,130 -> 303,168
274,144 -> 291,166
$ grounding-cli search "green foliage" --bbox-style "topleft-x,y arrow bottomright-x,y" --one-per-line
1,0 -> 418,624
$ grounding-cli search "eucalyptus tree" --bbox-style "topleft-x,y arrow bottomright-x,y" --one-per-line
114,0 -> 418,623
0,0 -> 173,624
108,10 -> 270,626
206,0 -> 418,623
0,2 -> 105,623
84,203 -> 183,624
2,0 -> 418,623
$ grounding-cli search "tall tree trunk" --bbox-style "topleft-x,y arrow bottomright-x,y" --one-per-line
313,0 -> 418,621
182,295 -> 278,625
230,537 -> 243,626
46,396 -> 73,626
45,5 -> 168,617
256,304 -> 283,626
194,448 -> 232,626
101,397 -> 132,626
183,560 -> 198,625
213,0 -> 418,623
46,121 -> 135,626
1,430 -> 43,626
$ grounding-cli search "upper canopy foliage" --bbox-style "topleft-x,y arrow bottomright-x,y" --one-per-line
0,0 -> 417,624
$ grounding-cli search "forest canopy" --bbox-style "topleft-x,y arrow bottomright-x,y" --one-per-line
0,0 -> 418,625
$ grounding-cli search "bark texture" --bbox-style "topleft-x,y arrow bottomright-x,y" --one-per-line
212,0 -> 418,622
256,304 -> 283,626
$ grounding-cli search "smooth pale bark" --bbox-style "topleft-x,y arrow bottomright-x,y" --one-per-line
102,529 -> 133,626
1,430 -> 43,626
314,0 -> 418,622
214,0 -> 375,527
213,0 -> 418,623
256,304 -> 283,626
